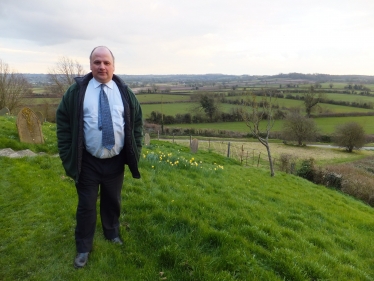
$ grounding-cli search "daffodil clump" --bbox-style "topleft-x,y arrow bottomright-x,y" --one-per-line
142,149 -> 224,172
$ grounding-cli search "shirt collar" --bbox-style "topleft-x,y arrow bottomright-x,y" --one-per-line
92,77 -> 114,90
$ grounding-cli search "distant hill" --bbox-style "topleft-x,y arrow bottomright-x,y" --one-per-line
23,73 -> 374,85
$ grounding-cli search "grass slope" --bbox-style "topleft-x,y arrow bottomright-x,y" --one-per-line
1,117 -> 374,280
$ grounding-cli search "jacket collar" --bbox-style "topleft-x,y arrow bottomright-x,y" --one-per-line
74,73 -> 126,88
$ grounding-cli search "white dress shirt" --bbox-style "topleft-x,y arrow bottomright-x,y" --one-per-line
83,78 -> 125,158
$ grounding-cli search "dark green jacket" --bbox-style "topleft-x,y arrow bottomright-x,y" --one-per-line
56,73 -> 143,182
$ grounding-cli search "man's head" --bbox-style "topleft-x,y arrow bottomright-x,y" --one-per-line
90,46 -> 115,83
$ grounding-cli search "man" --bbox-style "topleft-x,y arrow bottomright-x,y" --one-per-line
56,46 -> 143,268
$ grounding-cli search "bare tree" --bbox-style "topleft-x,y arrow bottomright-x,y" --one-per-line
333,122 -> 366,152
0,59 -> 32,113
242,91 -> 276,177
47,56 -> 85,96
282,109 -> 319,146
303,86 -> 325,118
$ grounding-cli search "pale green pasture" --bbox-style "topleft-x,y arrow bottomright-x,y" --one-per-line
142,100 -> 374,121
226,97 -> 374,113
314,116 -> 374,134
324,93 -> 374,103
142,102 -> 198,117
142,102 -> 253,118
22,98 -> 61,105
166,116 -> 374,135
136,93 -> 191,103
319,83 -> 347,89
32,87 -> 45,94
316,103 -> 372,113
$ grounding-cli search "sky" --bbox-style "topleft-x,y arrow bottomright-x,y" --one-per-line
1,0 -> 374,76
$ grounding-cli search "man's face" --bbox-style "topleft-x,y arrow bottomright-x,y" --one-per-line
90,47 -> 115,83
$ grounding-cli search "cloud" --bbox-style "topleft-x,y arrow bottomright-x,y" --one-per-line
0,0 -> 374,74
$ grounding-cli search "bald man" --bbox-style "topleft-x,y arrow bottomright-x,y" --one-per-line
56,46 -> 143,268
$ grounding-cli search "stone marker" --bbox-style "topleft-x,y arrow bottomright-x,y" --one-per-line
0,107 -> 10,116
190,138 -> 199,154
144,133 -> 150,146
0,148 -> 42,158
16,107 -> 44,144
35,111 -> 44,124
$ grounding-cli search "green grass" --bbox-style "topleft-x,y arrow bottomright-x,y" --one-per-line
31,87 -> 45,94
142,101 -> 374,121
225,96 -> 374,113
165,116 -> 374,135
23,98 -> 61,105
0,116 -> 58,154
323,93 -> 374,104
142,102 -> 198,116
136,94 -> 191,103
1,117 -> 374,280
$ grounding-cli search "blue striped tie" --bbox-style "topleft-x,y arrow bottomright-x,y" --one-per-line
98,84 -> 115,150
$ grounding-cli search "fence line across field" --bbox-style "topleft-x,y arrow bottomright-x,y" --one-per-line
158,134 -> 272,168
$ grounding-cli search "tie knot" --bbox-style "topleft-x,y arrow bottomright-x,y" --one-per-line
101,84 -> 105,90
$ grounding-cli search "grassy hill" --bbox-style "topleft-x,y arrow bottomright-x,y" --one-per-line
1,116 -> 374,280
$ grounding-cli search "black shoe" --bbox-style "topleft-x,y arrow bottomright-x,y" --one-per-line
111,237 -> 123,245
74,252 -> 89,268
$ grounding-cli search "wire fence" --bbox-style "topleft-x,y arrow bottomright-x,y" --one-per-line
159,135 -> 272,168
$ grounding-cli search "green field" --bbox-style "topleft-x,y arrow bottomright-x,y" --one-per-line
136,93 -> 192,103
31,87 -> 46,94
141,100 -> 374,119
166,116 -> 374,135
324,93 -> 374,103
23,81 -> 374,137
22,97 -> 61,105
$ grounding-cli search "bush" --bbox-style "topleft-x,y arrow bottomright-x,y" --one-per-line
324,163 -> 374,207
316,135 -> 332,143
294,156 -> 374,207
333,122 -> 366,152
296,158 -> 316,181
278,153 -> 297,174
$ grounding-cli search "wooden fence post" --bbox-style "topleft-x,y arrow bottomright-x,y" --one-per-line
241,145 -> 244,164
173,133 -> 175,143
257,152 -> 261,167
227,142 -> 231,158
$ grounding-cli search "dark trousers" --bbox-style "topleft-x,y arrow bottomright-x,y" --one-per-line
75,149 -> 125,253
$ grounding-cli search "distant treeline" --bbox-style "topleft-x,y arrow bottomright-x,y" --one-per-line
24,72 -> 374,85
272,72 -> 374,83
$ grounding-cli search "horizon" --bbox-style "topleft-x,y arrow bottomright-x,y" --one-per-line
18,72 -> 374,77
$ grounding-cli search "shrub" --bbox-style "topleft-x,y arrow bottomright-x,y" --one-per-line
295,156 -> 374,207
324,163 -> 374,207
316,135 -> 332,143
296,158 -> 316,181
278,153 -> 297,174
333,122 -> 366,152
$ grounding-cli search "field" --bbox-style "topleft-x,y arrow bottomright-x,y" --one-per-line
2,115 -> 374,280
166,138 -> 372,166
22,80 -> 374,137
164,116 -> 374,135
